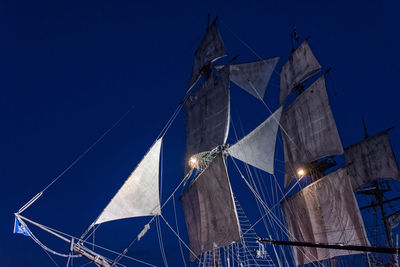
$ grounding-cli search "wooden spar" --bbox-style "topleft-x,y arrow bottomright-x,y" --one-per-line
16,215 -> 111,267
73,245 -> 111,267
256,238 -> 400,255
360,196 -> 400,210
17,214 -> 70,243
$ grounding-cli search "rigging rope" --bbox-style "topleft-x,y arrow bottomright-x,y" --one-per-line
172,195 -> 187,267
230,156 -> 321,265
41,243 -> 60,267
156,216 -> 169,267
20,215 -> 156,267
160,214 -> 199,260
221,17 -> 325,186
109,170 -> 192,266
17,104 -> 136,214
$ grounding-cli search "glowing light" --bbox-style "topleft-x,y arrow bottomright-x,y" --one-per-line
189,157 -> 198,169
297,168 -> 306,177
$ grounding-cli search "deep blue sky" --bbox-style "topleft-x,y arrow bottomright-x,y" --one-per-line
2,0 -> 400,266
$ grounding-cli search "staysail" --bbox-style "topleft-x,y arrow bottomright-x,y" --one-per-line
184,65 -> 230,173
280,76 -> 343,187
345,129 -> 400,190
229,57 -> 279,100
280,40 -> 321,105
188,19 -> 227,90
94,138 -> 162,225
228,107 -> 282,175
282,167 -> 370,265
180,154 -> 241,261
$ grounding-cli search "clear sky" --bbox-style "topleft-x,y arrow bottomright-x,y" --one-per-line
2,0 -> 400,266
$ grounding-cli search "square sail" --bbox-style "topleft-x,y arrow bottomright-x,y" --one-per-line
280,40 -> 321,104
280,76 -> 343,187
188,19 -> 227,90
180,154 -> 241,261
184,65 -> 230,173
345,129 -> 400,190
282,168 -> 370,265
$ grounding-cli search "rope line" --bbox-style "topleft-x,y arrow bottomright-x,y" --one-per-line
17,104 -> 136,214
19,215 -> 156,267
160,214 -> 199,260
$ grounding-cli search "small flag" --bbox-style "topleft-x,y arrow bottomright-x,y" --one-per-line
13,218 -> 30,237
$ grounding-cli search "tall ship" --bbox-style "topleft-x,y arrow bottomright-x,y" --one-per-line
13,17 -> 400,266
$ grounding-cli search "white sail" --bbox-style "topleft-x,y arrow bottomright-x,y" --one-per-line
180,154 -> 241,261
188,19 -> 227,90
230,57 -> 279,100
280,76 -> 343,187
228,107 -> 282,174
282,167 -> 370,266
94,138 -> 162,225
280,40 -> 321,104
184,65 -> 230,173
345,130 -> 400,190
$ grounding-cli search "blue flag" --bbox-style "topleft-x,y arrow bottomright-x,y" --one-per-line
13,218 -> 30,237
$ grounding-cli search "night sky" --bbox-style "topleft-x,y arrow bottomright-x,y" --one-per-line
2,0 -> 400,266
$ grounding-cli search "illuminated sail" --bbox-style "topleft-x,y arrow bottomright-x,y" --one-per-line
230,57 -> 279,100
94,139 -> 162,225
184,65 -> 230,173
180,154 -> 241,261
282,168 -> 370,265
280,40 -> 321,104
228,107 -> 282,174
345,129 -> 400,190
188,19 -> 227,90
280,76 -> 343,187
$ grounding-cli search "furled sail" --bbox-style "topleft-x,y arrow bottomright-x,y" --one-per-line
345,130 -> 400,190
229,57 -> 279,100
180,154 -> 241,261
94,138 -> 162,225
184,65 -> 230,173
188,19 -> 227,90
282,168 -> 370,266
280,40 -> 321,104
280,76 -> 343,187
228,106 -> 282,174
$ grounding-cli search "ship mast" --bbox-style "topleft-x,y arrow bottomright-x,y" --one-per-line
358,180 -> 399,265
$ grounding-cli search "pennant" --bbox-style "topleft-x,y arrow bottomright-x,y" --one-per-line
13,218 -> 30,237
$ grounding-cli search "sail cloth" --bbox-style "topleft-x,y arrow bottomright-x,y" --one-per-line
228,107 -> 282,175
280,76 -> 343,187
188,19 -> 227,91
229,57 -> 279,100
345,130 -> 400,190
180,154 -> 241,261
94,138 -> 162,225
280,40 -> 321,105
282,168 -> 370,266
184,65 -> 230,173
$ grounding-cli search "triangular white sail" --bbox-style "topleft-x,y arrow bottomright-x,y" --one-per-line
228,107 -> 282,174
230,57 -> 279,100
188,19 -> 227,90
280,76 -> 343,187
282,167 -> 370,266
94,138 -> 162,225
280,40 -> 321,104
345,129 -> 400,190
